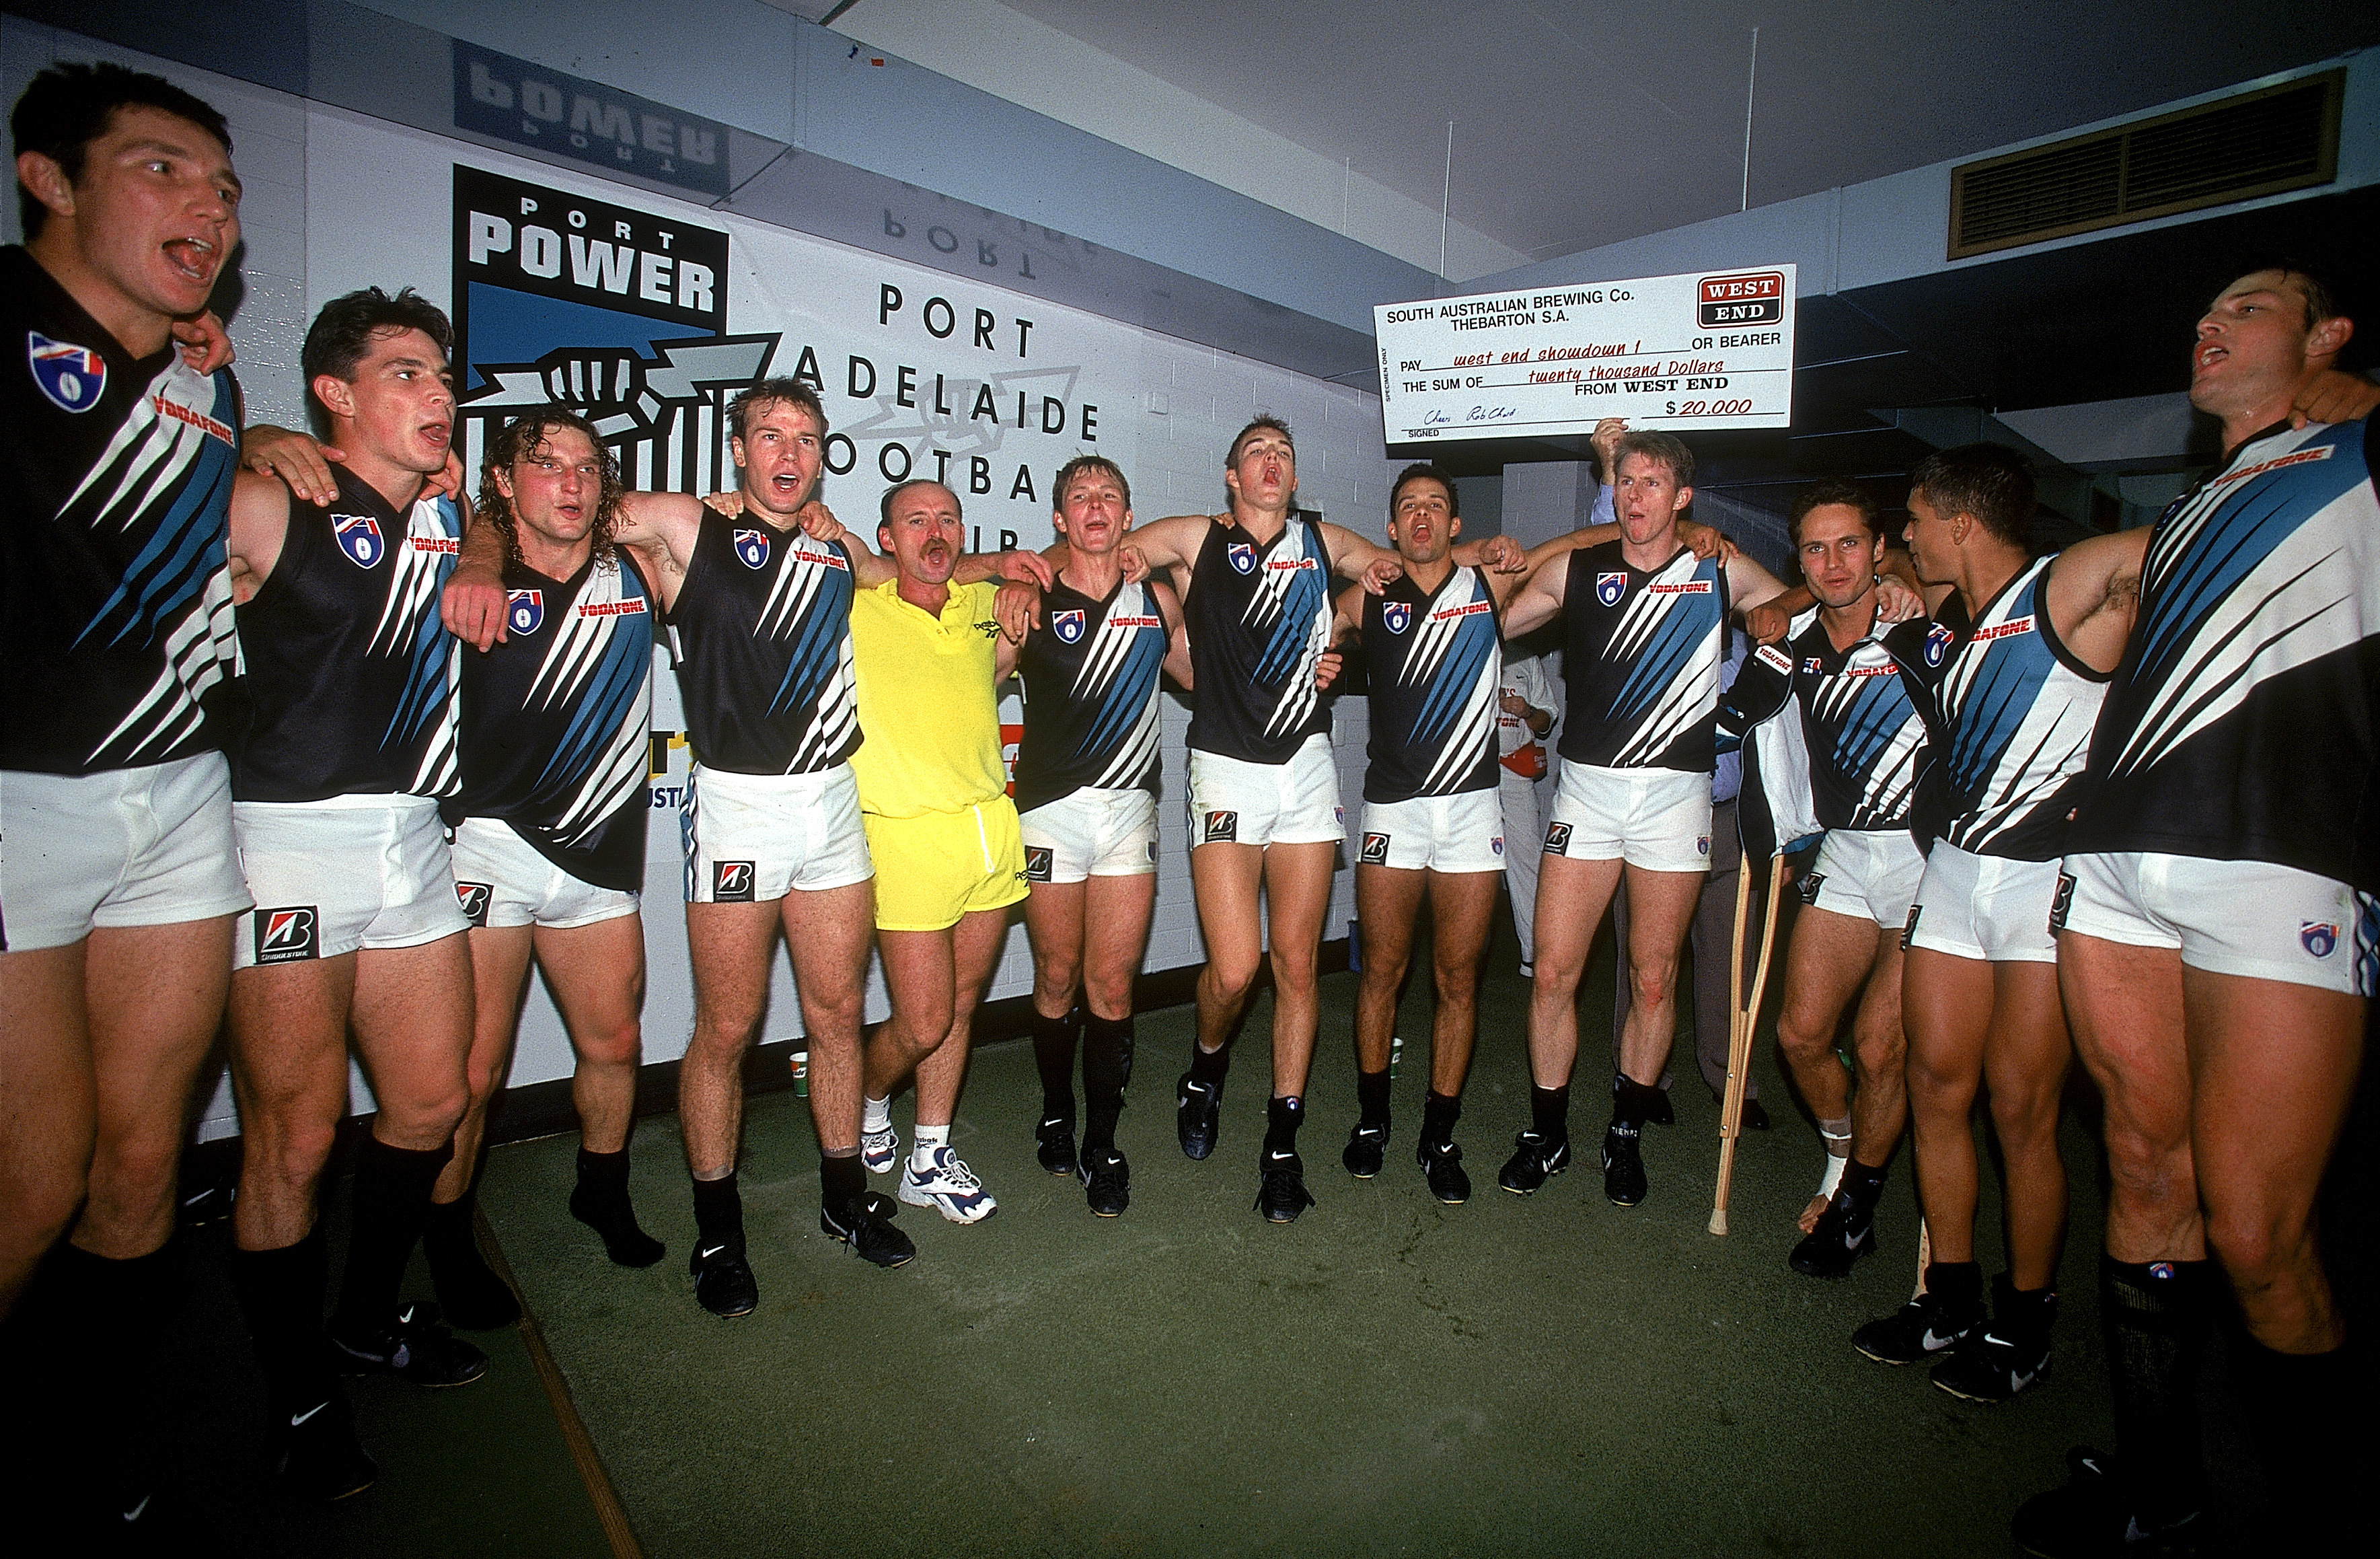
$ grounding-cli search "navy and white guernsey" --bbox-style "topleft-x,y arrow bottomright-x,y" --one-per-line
1012,575 -> 1166,816
3,246 -> 239,776
1885,554 -> 2105,861
1559,541 -> 1731,772
233,467 -> 461,803
455,552 -> 653,891
666,510 -> 860,775
1185,514 -> 1334,764
1362,565 -> 1501,803
2070,413 -> 2379,894
1786,608 -> 1929,832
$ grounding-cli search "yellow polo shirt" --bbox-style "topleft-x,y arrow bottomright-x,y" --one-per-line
848,578 -> 1006,819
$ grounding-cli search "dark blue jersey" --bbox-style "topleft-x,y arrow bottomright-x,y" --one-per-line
1184,514 -> 1333,764
1558,540 -> 1730,773
665,510 -> 860,775
453,550 -> 653,891
232,466 -> 461,803
1012,574 -> 1166,815
2,246 -> 239,774
1785,608 -> 1929,832
1362,564 -> 1501,803
2070,414 -> 2379,892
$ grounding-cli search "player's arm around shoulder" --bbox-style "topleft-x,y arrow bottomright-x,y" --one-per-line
1154,579 -> 1193,690
226,465 -> 297,604
1130,513 -> 1216,581
1499,535 -> 1580,637
2045,525 -> 2151,674
1722,550 -> 1790,615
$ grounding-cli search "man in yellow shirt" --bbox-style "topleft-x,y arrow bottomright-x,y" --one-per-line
848,480 -> 1029,1222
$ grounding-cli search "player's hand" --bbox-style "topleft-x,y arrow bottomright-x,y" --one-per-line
2292,369 -> 2380,429
1591,416 -> 1626,472
1499,689 -> 1530,717
702,490 -> 745,517
1360,555 -> 1405,595
994,580 -> 1041,641
441,560 -> 508,650
794,500 -> 848,546
1477,534 -> 1526,574
992,548 -> 1056,589
1679,519 -> 1736,565
1874,574 -> 1925,624
1743,600 -> 1793,646
242,424 -> 345,506
172,310 -> 235,374
424,446 -> 468,502
1314,649 -> 1344,692
1117,542 -> 1151,585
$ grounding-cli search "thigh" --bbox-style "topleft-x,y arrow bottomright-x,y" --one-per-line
684,898 -> 784,1030
466,922 -> 537,1044
949,907 -> 1010,1007
532,912 -> 647,1053
1080,872 -> 1157,990
1425,871 -> 1500,973
2058,930 -> 2189,1149
0,942 -> 95,1210
1355,863 -> 1429,977
1777,906 -> 1881,1042
781,879 -> 875,1013
227,954 -> 359,1123
1980,958 -> 2071,1106
83,914 -> 235,1156
1259,841 -> 1337,967
1534,851 -> 1621,981
1900,946 -> 1994,1089
349,933 -> 474,1117
1022,877 -> 1088,980
879,927 -> 957,1025
1191,842 -> 1267,972
2186,969 -> 2363,1247
1617,865 -> 1701,973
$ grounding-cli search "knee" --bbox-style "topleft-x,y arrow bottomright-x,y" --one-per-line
1270,946 -> 1319,993
1988,1089 -> 2062,1155
387,1081 -> 468,1144
1083,972 -> 1133,1021
1627,955 -> 1678,1008
1774,1013 -> 1827,1064
2100,1128 -> 2189,1213
687,1003 -> 761,1057
1852,1024 -> 1905,1080
246,1112 -> 339,1186
1203,953 -> 1259,1005
463,1051 -> 509,1106
1433,960 -> 1481,1009
576,1020 -> 643,1071
88,1130 -> 180,1208
1033,956 -> 1083,1008
2204,1206 -> 2299,1298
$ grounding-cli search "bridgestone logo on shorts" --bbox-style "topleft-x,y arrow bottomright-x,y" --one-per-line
1203,810 -> 1238,844
1796,872 -> 1826,906
1025,846 -> 1053,882
1544,822 -> 1572,856
256,907 -> 319,964
455,881 -> 492,927
1901,903 -> 1923,951
1360,832 -> 1390,865
2050,871 -> 2076,935
714,861 -> 756,902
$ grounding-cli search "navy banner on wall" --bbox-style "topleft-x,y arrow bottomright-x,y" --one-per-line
453,40 -> 733,198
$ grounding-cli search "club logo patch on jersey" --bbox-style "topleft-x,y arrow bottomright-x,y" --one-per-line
28,330 -> 106,412
1697,834 -> 1711,857
1203,809 -> 1238,844
734,529 -> 770,569
1025,846 -> 1054,882
1595,571 -> 1628,608
1492,835 -> 1504,855
1923,622 -> 1956,667
1227,542 -> 1257,575
506,590 -> 544,635
455,881 -> 493,927
2301,921 -> 2340,959
1544,821 -> 1573,856
1051,609 -> 1086,645
714,861 -> 756,902
254,907 -> 319,965
1382,601 -> 1413,635
332,514 -> 384,568
1360,832 -> 1390,865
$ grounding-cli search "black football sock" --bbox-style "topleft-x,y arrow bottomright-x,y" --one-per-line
422,1191 -> 519,1329
1082,1013 -> 1134,1157
690,1171 -> 744,1251
52,1241 -> 178,1511
1031,1006 -> 1080,1126
2102,1256 -> 2209,1528
1420,1090 -> 1462,1149
1355,1067 -> 1392,1128
570,1147 -> 665,1267
330,1136 -> 451,1342
1188,1036 -> 1229,1087
231,1227 -> 342,1426
819,1153 -> 866,1217
1529,1083 -> 1570,1143
1263,1095 -> 1306,1157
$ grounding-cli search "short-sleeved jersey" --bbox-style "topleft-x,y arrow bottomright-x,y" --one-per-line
1785,607 -> 1929,832
1012,574 -> 1166,815
1184,514 -> 1333,764
1363,564 -> 1501,803
3,246 -> 240,776
232,468 -> 461,803
848,579 -> 1006,819
1885,554 -> 2105,861
453,551 -> 653,891
1558,541 -> 1732,773
2069,414 -> 2379,892
665,510 -> 860,775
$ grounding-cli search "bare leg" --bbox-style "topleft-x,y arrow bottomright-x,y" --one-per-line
1353,863 -> 1427,1075
1775,907 -> 1878,1229
2061,935 -> 2202,1264
437,924 -> 534,1204
1526,853 -> 1623,1088
909,908 -> 1009,1128
1078,873 -> 1157,1022
535,915 -> 646,1154
0,942 -> 93,1315
678,900 -> 781,1179
781,881 -> 873,1155
229,955 -> 362,1252
1189,842 -> 1265,1054
1257,842 -> 1336,1099
1422,871 -> 1500,1097
1978,961 -> 2071,1293
1024,878 -> 1086,1023
1900,947 -> 1992,1268
1614,865 -> 1703,1086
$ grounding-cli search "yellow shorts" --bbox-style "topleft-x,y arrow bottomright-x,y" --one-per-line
864,798 -> 1029,931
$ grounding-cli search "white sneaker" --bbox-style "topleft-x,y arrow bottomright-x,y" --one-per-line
860,1122 -> 900,1174
898,1147 -> 998,1224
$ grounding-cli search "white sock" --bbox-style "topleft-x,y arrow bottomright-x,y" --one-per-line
912,1123 -> 951,1169
862,1095 -> 892,1134
1816,1116 -> 1853,1201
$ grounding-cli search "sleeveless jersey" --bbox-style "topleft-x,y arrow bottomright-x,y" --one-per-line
1884,554 -> 2105,861
1785,608 -> 1929,832
233,467 -> 461,803
1558,541 -> 1731,772
453,552 -> 653,891
3,246 -> 240,775
1012,574 -> 1166,815
1184,514 -> 1333,764
665,511 -> 859,775
2069,414 -> 2379,892
1362,564 -> 1501,803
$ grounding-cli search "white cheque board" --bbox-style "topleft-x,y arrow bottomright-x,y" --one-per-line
1375,264 -> 1796,443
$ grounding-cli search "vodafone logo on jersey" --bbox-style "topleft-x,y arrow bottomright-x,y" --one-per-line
1382,601 -> 1413,635
1973,616 -> 2035,643
507,589 -> 544,634
735,528 -> 770,569
1649,580 -> 1713,595
1595,571 -> 1627,607
1052,608 -> 1086,645
332,514 -> 384,567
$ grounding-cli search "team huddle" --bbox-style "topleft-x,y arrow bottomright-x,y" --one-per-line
5,61 -> 2372,1556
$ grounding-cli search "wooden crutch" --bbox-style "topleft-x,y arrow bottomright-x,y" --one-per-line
1709,850 -> 1788,1235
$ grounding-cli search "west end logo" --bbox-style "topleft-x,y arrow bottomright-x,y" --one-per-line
28,331 -> 106,412
734,529 -> 770,569
333,514 -> 385,567
1382,601 -> 1413,635
1052,608 -> 1086,645
1227,542 -> 1256,575
1595,571 -> 1627,608
507,589 -> 544,635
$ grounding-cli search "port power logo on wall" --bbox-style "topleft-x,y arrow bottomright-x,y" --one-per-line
452,164 -> 778,495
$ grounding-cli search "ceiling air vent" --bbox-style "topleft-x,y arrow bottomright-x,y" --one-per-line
1948,69 -> 2342,260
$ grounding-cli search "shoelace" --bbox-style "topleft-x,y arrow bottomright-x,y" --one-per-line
924,1153 -> 983,1192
